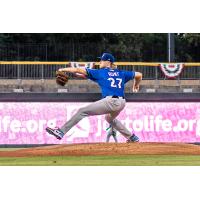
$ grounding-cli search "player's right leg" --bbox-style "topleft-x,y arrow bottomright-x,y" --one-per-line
105,113 -> 139,142
126,134 -> 140,142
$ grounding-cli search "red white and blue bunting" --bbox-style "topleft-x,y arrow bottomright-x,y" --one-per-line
70,62 -> 95,69
159,63 -> 184,78
69,62 -> 95,78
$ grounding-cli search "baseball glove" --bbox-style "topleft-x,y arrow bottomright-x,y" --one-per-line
56,71 -> 69,86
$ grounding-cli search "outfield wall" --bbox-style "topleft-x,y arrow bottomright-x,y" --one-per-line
0,93 -> 200,144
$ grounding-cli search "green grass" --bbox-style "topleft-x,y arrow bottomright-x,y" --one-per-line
0,155 -> 200,166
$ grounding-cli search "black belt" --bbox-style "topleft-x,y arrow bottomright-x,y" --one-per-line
112,95 -> 125,99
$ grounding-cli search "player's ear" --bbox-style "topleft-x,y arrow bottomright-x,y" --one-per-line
111,63 -> 117,69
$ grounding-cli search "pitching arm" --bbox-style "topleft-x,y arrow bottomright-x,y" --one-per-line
133,72 -> 142,92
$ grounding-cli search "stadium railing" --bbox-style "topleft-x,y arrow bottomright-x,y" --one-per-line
0,61 -> 200,80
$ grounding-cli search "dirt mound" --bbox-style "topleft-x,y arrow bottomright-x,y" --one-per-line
0,143 -> 200,157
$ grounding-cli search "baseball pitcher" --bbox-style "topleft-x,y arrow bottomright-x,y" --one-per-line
46,53 -> 142,142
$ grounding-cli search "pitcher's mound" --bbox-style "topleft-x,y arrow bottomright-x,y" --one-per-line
1,143 -> 200,157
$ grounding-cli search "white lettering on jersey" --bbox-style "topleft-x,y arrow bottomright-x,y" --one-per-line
108,72 -> 119,76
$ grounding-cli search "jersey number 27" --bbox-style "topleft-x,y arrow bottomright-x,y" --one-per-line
107,78 -> 122,88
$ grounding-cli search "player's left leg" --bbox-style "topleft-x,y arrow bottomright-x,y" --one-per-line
60,98 -> 114,134
46,97 -> 118,139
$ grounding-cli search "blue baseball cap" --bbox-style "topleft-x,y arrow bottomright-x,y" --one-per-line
98,53 -> 115,63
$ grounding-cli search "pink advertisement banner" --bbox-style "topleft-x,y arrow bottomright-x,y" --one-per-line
0,102 -> 200,144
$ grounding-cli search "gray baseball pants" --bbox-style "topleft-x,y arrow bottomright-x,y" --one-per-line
60,96 -> 132,139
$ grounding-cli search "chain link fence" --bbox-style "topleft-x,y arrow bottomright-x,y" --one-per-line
0,63 -> 199,80
0,43 -> 200,80
0,42 -> 167,62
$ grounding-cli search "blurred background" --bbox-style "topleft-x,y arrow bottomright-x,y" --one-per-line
0,33 -> 200,93
0,33 -> 199,62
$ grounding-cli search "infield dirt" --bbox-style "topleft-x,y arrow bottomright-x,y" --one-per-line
0,142 -> 200,157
